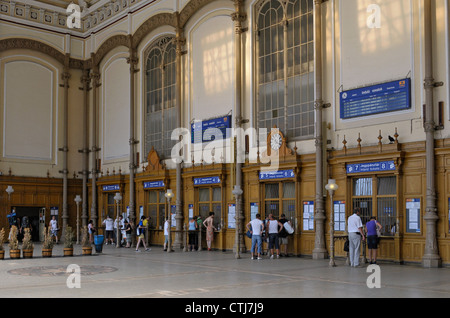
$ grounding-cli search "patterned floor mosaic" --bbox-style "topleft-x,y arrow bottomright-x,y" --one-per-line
7,265 -> 118,277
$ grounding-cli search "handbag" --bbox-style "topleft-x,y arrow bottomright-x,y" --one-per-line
246,230 -> 252,238
344,239 -> 349,252
375,221 -> 381,236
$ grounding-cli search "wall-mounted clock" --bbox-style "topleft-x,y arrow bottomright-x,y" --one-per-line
270,131 -> 283,150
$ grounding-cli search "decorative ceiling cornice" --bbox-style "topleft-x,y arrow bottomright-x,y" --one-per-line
0,0 -> 154,35
0,37 -> 86,68
0,0 -> 236,68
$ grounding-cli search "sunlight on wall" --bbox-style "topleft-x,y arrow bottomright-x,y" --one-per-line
192,15 -> 234,120
201,28 -> 233,95
341,0 -> 412,89
358,0 -> 409,54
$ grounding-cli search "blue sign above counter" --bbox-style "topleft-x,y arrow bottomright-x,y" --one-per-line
346,161 -> 396,174
102,184 -> 120,191
340,78 -> 411,119
143,180 -> 165,189
191,115 -> 232,143
194,176 -> 221,185
259,169 -> 295,180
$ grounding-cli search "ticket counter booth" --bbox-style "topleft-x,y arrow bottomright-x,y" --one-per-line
143,180 -> 169,245
334,157 -> 404,263
257,169 -> 299,255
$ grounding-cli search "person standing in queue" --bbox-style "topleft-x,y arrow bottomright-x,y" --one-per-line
246,213 -> 265,260
366,216 -> 382,264
203,212 -> 216,251
267,214 -> 283,259
347,208 -> 365,267
278,214 -> 290,257
188,217 -> 198,251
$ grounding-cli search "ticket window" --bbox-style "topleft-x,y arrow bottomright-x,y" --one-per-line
198,187 -> 222,229
147,190 -> 166,230
351,176 -> 397,236
263,182 -> 296,221
106,193 -> 116,218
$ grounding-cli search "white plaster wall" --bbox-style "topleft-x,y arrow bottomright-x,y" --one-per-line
190,14 -> 235,121
101,51 -> 130,166
2,59 -> 55,161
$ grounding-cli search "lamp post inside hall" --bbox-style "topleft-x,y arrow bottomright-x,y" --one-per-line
74,195 -> 82,244
165,189 -> 174,253
232,185 -> 243,259
114,192 -> 122,248
325,179 -> 339,267
6,185 -> 14,199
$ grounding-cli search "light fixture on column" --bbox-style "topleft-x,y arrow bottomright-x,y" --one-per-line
6,185 -> 14,199
325,179 -> 339,267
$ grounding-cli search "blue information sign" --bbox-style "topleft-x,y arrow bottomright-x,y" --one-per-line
102,184 -> 120,191
194,176 -> 221,185
259,169 -> 295,180
191,115 -> 232,143
143,180 -> 165,189
346,161 -> 395,174
340,78 -> 411,119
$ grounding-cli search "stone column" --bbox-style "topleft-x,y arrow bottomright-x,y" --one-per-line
312,0 -> 327,259
173,17 -> 186,249
80,68 -> 91,228
232,0 -> 246,253
90,63 -> 101,227
422,0 -> 442,268
60,57 -> 71,238
127,43 -> 139,245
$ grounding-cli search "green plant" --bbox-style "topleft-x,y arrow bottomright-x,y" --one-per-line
81,226 -> 90,247
8,226 -> 19,250
42,227 -> 54,249
22,228 -> 34,250
64,226 -> 74,248
0,228 -> 5,251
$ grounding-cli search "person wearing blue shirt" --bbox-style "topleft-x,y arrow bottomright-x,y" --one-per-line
366,216 -> 382,264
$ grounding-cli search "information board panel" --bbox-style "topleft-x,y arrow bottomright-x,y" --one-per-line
191,115 -> 232,143
333,201 -> 346,231
302,201 -> 314,231
406,198 -> 420,233
340,78 -> 411,119
228,203 -> 236,229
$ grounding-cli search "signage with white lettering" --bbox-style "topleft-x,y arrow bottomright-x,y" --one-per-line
143,180 -> 165,189
193,176 -> 221,185
346,161 -> 395,174
340,79 -> 411,119
259,169 -> 295,180
102,184 -> 120,191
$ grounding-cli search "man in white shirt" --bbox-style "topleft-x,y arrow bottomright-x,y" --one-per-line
103,215 -> 114,245
347,208 -> 365,267
246,214 -> 265,260
49,216 -> 59,244
163,219 -> 170,251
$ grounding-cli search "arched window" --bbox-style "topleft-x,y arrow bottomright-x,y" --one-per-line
256,0 -> 314,139
145,36 -> 177,159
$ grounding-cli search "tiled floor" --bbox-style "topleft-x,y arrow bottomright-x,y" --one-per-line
1,242 -> 449,299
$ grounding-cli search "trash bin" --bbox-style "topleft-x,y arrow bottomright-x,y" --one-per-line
94,235 -> 104,253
